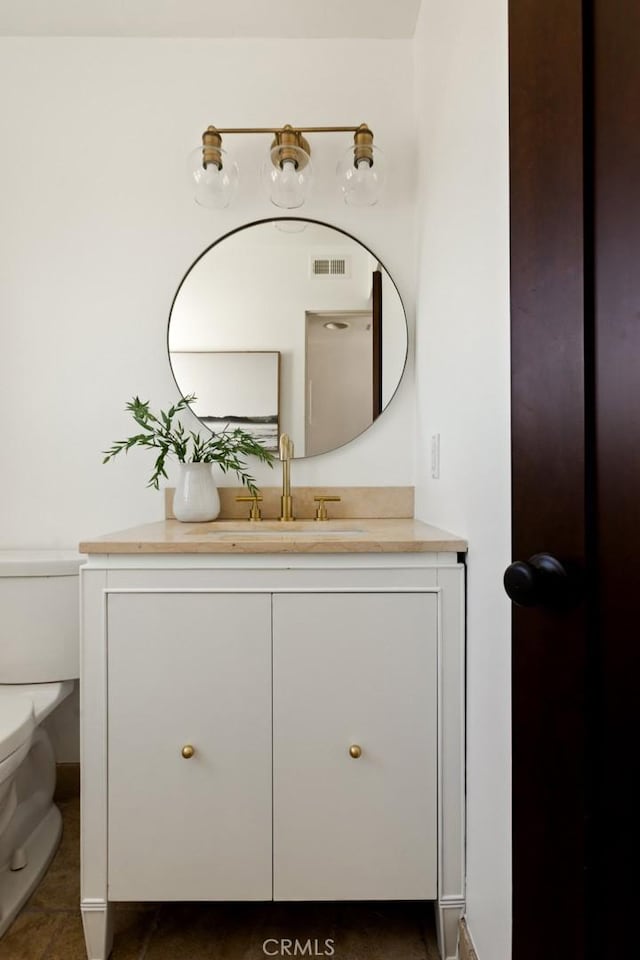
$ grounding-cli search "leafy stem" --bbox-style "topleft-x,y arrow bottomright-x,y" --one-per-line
103,394 -> 274,494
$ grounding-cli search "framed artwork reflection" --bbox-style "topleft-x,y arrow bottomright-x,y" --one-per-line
169,351 -> 280,453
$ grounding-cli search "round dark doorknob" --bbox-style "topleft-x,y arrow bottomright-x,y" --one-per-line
504,553 -> 570,608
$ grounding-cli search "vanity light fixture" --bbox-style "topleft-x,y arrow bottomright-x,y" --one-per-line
188,123 -> 386,210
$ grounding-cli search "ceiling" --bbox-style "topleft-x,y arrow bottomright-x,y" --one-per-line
0,0 -> 422,39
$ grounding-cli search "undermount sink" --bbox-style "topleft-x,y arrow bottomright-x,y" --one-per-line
217,529 -> 364,539
188,522 -> 365,538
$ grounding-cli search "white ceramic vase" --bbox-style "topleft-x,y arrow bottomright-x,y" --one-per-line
173,462 -> 220,522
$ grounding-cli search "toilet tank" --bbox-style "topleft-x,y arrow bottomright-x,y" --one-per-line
0,550 -> 83,683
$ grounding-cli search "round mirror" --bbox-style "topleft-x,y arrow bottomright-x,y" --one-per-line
168,218 -> 407,459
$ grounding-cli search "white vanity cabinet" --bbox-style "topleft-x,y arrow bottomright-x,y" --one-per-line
272,591 -> 437,902
106,592 -> 273,901
79,540 -> 465,960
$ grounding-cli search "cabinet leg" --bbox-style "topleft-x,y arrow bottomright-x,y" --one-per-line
435,900 -> 465,960
81,900 -> 114,960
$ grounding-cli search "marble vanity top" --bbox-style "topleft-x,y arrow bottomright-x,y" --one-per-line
79,519 -> 467,555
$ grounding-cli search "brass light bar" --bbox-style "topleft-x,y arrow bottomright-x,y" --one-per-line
191,123 -> 382,208
200,123 -> 374,174
206,125 -> 371,134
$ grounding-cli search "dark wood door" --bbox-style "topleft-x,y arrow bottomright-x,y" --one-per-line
509,2 -> 638,957
592,2 -> 639,954
372,268 -> 382,419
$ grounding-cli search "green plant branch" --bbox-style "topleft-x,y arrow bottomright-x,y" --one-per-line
103,395 -> 274,493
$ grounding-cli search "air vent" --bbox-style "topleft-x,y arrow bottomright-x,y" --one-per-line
310,256 -> 351,278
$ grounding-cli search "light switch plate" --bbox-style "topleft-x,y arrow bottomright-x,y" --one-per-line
431,434 -> 440,479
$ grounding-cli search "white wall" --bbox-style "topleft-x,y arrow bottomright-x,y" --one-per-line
0,37 -> 416,549
413,3 -> 511,958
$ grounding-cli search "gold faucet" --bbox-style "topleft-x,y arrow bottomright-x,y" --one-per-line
279,433 -> 295,521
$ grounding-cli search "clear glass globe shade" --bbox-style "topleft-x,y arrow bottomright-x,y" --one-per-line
262,146 -> 313,209
188,146 -> 239,209
337,144 -> 386,206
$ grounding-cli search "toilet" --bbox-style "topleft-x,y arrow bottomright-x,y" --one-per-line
0,550 -> 82,936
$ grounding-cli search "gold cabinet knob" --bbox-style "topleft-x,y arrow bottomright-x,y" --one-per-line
349,744 -> 362,759
181,745 -> 195,759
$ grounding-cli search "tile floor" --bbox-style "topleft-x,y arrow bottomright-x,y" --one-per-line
0,773 -> 441,960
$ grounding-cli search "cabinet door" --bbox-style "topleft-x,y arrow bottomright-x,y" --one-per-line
272,592 -> 437,901
107,592 -> 272,901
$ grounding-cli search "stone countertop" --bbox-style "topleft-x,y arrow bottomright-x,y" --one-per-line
79,519 -> 467,555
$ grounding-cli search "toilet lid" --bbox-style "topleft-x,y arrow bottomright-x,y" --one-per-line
0,695 -> 34,761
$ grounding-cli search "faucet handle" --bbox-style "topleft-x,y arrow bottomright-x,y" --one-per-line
313,496 -> 341,521
236,495 -> 263,521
